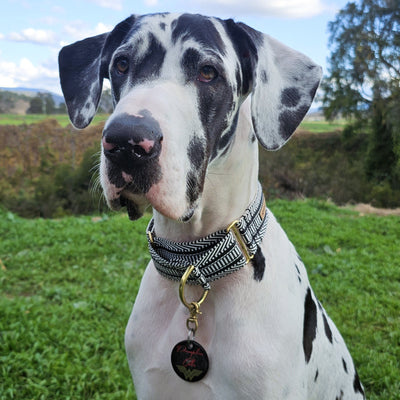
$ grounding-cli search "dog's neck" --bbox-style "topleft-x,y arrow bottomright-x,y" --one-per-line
152,99 -> 260,242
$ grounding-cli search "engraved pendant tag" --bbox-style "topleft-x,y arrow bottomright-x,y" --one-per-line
171,340 -> 209,382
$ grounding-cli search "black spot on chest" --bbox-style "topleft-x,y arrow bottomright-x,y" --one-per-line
353,370 -> 365,396
342,358 -> 348,373
303,288 -> 317,363
252,246 -> 266,281
322,312 -> 333,343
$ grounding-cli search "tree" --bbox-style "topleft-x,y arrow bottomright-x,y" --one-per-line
43,93 -> 56,114
27,96 -> 44,114
322,0 -> 400,190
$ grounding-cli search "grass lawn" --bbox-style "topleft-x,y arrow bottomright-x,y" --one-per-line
1,200 -> 399,399
0,113 -> 109,127
0,113 -> 345,133
299,119 -> 346,133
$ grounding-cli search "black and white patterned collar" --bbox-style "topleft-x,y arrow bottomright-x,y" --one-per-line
146,182 -> 268,290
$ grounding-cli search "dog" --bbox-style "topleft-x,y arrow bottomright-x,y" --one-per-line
59,12 -> 365,399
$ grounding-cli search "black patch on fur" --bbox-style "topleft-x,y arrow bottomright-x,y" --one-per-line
181,48 -> 201,83
303,288 -> 317,363
336,390 -> 344,400
281,87 -> 301,108
126,199 -> 141,221
309,81 -> 319,99
252,246 -> 266,281
294,263 -> 302,283
213,111 -> 239,158
159,22 -> 166,31
279,105 -> 310,141
223,19 -> 258,95
260,70 -> 268,83
322,312 -> 333,343
342,358 -> 348,374
186,171 -> 200,204
353,370 -> 365,396
188,137 -> 205,170
314,369 -> 319,382
172,14 -> 225,55
132,33 -> 166,83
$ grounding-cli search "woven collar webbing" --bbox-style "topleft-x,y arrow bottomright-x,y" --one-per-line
146,183 -> 268,290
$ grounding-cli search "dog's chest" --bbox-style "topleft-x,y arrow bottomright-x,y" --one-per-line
125,249 -> 308,399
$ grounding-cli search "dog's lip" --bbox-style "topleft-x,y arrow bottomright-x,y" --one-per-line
179,207 -> 196,222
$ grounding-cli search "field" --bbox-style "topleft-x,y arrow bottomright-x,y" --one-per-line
0,113 -> 109,127
0,113 -> 346,132
1,200 -> 399,399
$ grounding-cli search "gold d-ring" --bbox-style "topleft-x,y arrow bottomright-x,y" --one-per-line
179,265 -> 209,310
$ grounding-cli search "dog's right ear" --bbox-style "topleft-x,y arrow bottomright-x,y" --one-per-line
58,15 -> 136,129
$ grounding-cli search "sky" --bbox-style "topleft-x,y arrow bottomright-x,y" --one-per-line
0,0 -> 349,95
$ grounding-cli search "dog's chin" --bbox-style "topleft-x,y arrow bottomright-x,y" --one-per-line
110,190 -> 197,223
143,184 -> 197,222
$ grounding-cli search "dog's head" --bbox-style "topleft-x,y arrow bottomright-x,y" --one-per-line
59,13 -> 321,221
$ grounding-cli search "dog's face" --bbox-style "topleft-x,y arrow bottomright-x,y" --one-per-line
59,13 -> 321,221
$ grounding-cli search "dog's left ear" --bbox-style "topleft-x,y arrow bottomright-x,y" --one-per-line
58,15 -> 136,129
231,22 -> 322,150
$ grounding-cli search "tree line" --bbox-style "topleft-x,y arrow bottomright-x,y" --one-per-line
26,89 -> 113,115
322,0 -> 399,196
0,89 -> 113,115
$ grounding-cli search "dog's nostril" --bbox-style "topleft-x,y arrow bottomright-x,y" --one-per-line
132,144 -> 148,158
102,137 -> 116,152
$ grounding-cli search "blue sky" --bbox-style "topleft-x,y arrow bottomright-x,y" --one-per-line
0,0 -> 348,95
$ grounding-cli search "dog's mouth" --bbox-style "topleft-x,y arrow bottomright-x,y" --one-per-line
108,184 -> 197,222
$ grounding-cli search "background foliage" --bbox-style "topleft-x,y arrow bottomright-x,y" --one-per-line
1,118 -> 399,219
322,0 -> 400,195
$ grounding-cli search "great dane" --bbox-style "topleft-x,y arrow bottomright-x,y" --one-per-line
59,12 -> 365,399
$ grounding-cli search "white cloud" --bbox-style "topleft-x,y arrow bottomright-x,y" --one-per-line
88,0 -> 123,11
194,0 -> 326,18
8,28 -> 57,45
145,0 -> 159,6
0,57 -> 60,93
63,21 -> 113,42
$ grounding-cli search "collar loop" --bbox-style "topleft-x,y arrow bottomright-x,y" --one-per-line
147,182 -> 268,290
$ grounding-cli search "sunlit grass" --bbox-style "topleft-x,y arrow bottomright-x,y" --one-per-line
1,201 -> 399,399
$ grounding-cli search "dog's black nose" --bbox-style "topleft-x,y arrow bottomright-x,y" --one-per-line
102,112 -> 163,168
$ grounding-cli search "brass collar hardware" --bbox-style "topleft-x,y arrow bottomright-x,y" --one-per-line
226,220 -> 254,264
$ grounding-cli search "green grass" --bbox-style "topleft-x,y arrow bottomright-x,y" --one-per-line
0,114 -> 109,127
1,201 -> 399,399
299,119 -> 346,133
0,113 -> 344,132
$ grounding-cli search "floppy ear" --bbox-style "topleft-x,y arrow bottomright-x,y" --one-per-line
237,24 -> 322,150
58,16 -> 136,129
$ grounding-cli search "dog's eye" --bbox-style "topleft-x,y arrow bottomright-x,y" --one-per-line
115,57 -> 129,74
198,66 -> 218,83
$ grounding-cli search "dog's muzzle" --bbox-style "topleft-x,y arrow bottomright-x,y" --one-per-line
102,112 -> 163,171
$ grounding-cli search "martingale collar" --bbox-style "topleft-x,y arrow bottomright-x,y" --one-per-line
146,182 -> 268,290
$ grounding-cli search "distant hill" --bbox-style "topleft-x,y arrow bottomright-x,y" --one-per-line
0,87 -> 65,106
0,87 -> 66,115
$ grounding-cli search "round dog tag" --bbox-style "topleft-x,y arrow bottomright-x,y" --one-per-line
171,340 -> 209,382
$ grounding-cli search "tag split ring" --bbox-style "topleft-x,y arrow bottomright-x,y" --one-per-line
179,265 -> 209,310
